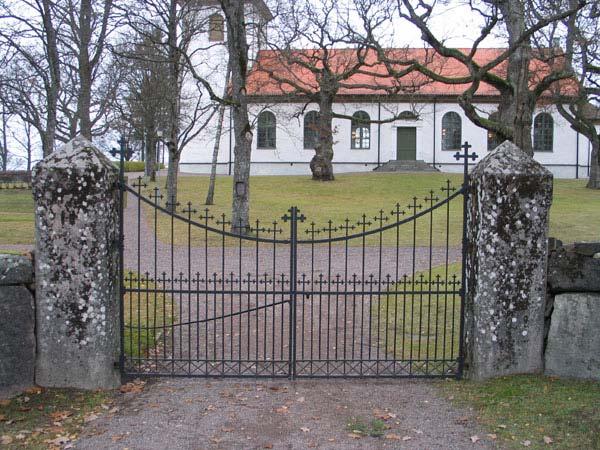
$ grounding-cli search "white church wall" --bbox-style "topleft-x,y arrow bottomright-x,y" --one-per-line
180,98 -> 592,179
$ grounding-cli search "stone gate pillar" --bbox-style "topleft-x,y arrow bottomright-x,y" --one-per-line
464,141 -> 553,380
32,136 -> 120,389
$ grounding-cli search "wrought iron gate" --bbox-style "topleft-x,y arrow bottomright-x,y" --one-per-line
117,141 -> 477,379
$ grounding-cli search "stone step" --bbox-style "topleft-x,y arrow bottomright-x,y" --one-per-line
373,160 -> 439,172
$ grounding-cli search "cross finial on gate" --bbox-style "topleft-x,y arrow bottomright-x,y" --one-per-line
391,203 -> 405,222
357,213 -> 372,230
373,209 -> 389,226
408,197 -> 422,215
338,218 -> 356,235
454,141 -> 478,166
321,219 -> 337,236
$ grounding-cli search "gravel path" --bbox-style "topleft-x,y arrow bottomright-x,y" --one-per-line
76,378 -> 498,450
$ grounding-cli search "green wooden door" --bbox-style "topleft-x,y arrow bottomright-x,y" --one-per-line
396,127 -> 417,160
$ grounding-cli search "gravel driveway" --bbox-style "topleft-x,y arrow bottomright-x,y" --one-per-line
75,378 -> 498,450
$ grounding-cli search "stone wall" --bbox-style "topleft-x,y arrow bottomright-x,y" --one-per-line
0,254 -> 35,389
544,241 -> 600,380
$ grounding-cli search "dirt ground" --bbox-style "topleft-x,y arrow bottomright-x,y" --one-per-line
75,377 -> 498,450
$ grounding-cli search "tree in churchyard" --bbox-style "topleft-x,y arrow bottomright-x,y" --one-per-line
0,0 -> 62,156
219,0 -> 253,232
57,0 -> 116,140
262,0 -> 400,181
120,0 -> 218,210
541,0 -> 600,189
205,61 -> 231,206
114,30 -> 171,181
393,0 -> 584,156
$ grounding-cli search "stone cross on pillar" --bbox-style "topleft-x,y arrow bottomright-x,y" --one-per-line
32,136 -> 121,389
464,141 -> 553,380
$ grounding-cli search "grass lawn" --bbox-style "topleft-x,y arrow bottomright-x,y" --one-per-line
440,375 -> 600,449
0,189 -> 34,246
374,262 -> 462,361
1,173 -> 598,247
0,387 -> 113,449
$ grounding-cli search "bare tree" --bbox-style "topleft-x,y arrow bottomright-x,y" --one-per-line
119,0 -> 217,208
541,0 -> 600,188
260,0 -> 398,180
394,0 -> 583,155
0,0 -> 62,156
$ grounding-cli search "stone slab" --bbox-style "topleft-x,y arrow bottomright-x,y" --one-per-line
547,247 -> 600,293
545,292 -> 600,380
0,254 -> 34,286
0,286 -> 35,387
573,242 -> 600,256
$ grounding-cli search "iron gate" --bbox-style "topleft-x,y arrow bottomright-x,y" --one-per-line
117,141 -> 477,379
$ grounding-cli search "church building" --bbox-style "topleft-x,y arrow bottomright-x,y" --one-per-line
181,2 -> 598,179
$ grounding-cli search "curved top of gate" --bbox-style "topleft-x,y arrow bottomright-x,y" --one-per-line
125,178 -> 464,245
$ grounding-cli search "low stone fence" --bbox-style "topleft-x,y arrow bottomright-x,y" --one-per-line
0,171 -> 32,189
0,254 -> 35,389
544,241 -> 600,380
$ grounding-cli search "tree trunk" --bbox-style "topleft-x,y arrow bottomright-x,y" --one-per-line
223,0 -> 251,233
76,0 -> 93,139
42,0 -> 60,156
144,132 -> 157,181
310,93 -> 335,181
165,141 -> 180,209
205,64 -> 231,206
1,105 -> 7,171
495,1 -> 534,156
165,0 -> 181,211
587,139 -> 600,189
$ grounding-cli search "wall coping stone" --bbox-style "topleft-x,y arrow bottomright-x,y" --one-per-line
0,255 -> 34,286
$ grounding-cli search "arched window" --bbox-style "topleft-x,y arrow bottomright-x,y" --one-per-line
351,111 -> 370,149
534,112 -> 554,152
208,14 -> 225,42
441,111 -> 461,151
487,112 -> 502,151
257,111 -> 276,148
304,111 -> 320,149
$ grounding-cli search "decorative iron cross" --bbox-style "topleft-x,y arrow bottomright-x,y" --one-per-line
338,218 -> 356,236
453,141 -> 478,165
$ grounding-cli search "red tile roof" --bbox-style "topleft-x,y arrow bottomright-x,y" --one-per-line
246,48 -> 578,98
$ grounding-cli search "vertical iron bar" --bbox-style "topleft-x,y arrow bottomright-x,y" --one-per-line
117,137 -> 126,375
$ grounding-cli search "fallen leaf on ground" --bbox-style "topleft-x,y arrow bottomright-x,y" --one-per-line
412,429 -> 423,434
498,424 -> 507,429
522,440 -> 532,447
296,396 -> 305,403
275,406 -> 289,414
111,434 -> 126,442
471,435 -> 480,443
120,380 -> 145,394
373,409 -> 395,420
24,387 -> 43,395
83,413 -> 99,423
543,436 -> 554,444
300,427 -> 310,432
49,411 -> 73,421
384,434 -> 402,440
263,444 -> 273,449
348,433 -> 362,439
0,400 -> 10,407
0,415 -> 6,422
486,433 -> 497,440
1,435 -> 13,445
45,436 -> 70,446
221,427 -> 234,433
402,436 -> 412,441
